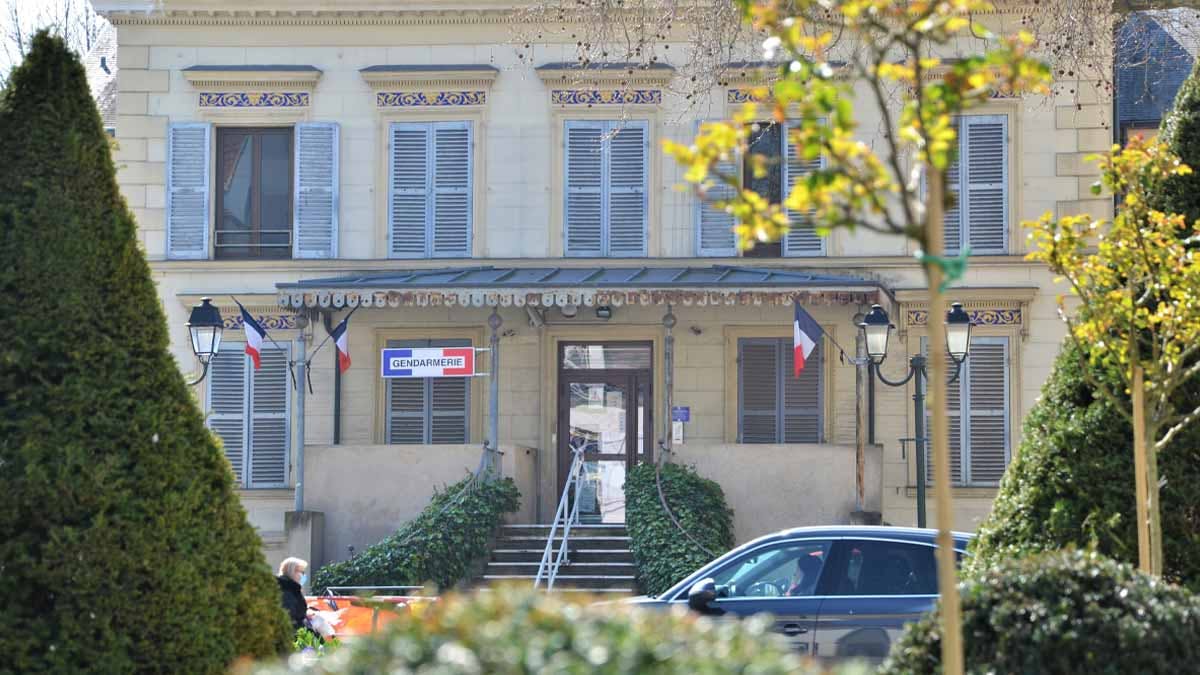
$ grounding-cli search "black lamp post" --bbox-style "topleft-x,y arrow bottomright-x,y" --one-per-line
860,302 -> 972,528
186,297 -> 224,385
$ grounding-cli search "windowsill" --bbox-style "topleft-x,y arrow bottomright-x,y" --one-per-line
237,487 -> 294,499
905,486 -> 998,499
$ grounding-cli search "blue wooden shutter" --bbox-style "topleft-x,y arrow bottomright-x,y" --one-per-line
249,346 -> 290,488
781,337 -> 823,442
922,336 -> 965,485
432,121 -> 472,257
607,120 -> 648,256
429,338 -> 471,443
965,337 -> 1009,484
166,122 -> 211,259
386,339 -> 429,443
963,115 -> 1008,253
783,121 -> 825,256
738,338 -> 779,443
293,122 -> 339,259
565,121 -> 605,256
695,120 -> 738,256
943,118 -> 963,253
385,338 -> 470,444
389,123 -> 430,258
207,348 -> 247,485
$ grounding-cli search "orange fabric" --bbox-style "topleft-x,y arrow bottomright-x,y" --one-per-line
304,596 -> 435,637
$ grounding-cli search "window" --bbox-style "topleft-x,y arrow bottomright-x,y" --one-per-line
924,336 -> 1010,485
695,120 -> 823,257
737,337 -> 822,443
206,345 -> 290,489
385,339 -> 470,444
825,540 -> 938,596
388,121 -> 473,258
564,120 -> 648,257
166,121 -> 338,260
710,540 -> 832,598
944,115 -> 1008,254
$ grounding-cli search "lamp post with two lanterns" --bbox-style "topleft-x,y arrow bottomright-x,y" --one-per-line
859,302 -> 972,528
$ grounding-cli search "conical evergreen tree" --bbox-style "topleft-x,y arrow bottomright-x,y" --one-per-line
1154,56 -> 1200,220
0,32 -> 291,672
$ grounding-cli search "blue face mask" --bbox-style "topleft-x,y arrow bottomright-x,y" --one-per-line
300,573 -> 308,586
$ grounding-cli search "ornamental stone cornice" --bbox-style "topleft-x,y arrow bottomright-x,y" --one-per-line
102,8 -> 524,27
359,64 -> 499,91
535,62 -> 675,88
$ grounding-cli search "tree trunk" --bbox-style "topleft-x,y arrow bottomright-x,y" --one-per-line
924,167 -> 964,675
1132,365 -> 1152,573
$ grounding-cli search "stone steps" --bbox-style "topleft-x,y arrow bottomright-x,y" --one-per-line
479,524 -> 638,594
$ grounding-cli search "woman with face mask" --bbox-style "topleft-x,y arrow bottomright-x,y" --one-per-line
277,557 -> 312,630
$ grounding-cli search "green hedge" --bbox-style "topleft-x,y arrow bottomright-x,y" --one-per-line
626,462 -> 735,596
313,474 -> 519,592
253,586 -> 870,675
882,550 -> 1200,675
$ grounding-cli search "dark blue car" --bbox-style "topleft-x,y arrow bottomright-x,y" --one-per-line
627,526 -> 971,662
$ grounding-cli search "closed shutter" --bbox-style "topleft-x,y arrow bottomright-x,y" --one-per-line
921,337 -> 964,485
962,115 -> 1008,253
386,338 -> 470,444
738,339 -> 779,443
783,121 -> 825,256
293,122 -> 339,259
565,121 -> 605,256
965,338 -> 1009,484
207,349 -> 247,483
249,347 -> 290,488
695,121 -> 738,256
389,123 -> 430,258
431,122 -> 472,257
608,121 -> 648,256
166,122 -> 211,259
943,118 -> 963,253
782,339 -> 823,442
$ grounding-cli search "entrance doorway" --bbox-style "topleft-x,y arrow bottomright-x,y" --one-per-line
557,342 -> 653,524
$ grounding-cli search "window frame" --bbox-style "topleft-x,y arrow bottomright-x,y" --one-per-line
942,113 -> 1011,255
204,342 -> 292,490
383,338 -> 472,445
736,336 -> 824,444
562,118 -> 650,258
386,120 -> 474,260
374,328 -> 486,444
213,126 -> 295,260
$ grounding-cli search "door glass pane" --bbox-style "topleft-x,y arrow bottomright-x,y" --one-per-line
710,541 -> 832,598
568,381 -> 627,523
562,344 -> 651,369
826,540 -> 939,596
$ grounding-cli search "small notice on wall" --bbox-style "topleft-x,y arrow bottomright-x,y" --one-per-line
671,406 -> 690,422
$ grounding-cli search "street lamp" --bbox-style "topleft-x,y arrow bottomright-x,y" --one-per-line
859,302 -> 972,528
186,297 -> 224,385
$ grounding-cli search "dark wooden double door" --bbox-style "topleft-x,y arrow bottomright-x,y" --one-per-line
556,342 -> 653,524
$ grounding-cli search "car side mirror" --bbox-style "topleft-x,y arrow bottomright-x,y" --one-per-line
687,578 -> 719,613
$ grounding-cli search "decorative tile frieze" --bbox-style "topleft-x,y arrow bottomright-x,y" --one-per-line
375,90 -> 487,107
551,89 -> 662,105
198,91 -> 310,108
223,313 -> 296,330
727,87 -> 770,104
907,308 -> 1022,327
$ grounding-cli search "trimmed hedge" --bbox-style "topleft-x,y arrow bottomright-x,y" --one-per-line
882,550 -> 1200,674
252,586 -> 870,674
313,475 -> 519,591
968,339 -> 1200,591
626,462 -> 735,596
1153,54 -> 1200,222
0,32 -> 291,672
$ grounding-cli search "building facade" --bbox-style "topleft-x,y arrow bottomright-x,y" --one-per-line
96,1 -> 1111,571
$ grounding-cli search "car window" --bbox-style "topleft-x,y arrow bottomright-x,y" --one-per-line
709,540 -> 832,598
826,539 -> 938,596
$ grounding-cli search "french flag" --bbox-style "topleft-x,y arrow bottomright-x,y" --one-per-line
329,315 -> 352,374
793,303 -> 823,377
235,300 -> 267,370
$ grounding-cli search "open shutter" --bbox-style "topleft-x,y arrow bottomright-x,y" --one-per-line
565,121 -> 604,256
249,347 -> 290,488
963,115 -> 1008,253
782,339 -> 823,442
607,121 -> 648,256
783,121 -> 825,256
696,121 -> 738,256
432,122 -> 472,257
293,122 -> 339,259
429,338 -> 470,443
965,338 -> 1009,484
943,118 -> 963,253
739,339 -> 780,443
207,349 -> 247,486
389,123 -> 430,258
166,122 -> 211,259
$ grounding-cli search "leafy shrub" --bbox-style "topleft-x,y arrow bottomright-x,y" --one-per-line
626,462 -> 735,596
0,32 -> 291,672
313,475 -> 519,591
968,339 -> 1200,590
1153,55 -> 1200,222
251,586 -> 869,674
882,550 -> 1200,675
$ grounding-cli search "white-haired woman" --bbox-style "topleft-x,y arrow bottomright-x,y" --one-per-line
277,557 -> 311,630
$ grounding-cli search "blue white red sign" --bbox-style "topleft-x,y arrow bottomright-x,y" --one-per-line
381,347 -> 475,378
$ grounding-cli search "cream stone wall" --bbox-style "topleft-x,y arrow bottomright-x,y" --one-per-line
101,2 -> 1100,548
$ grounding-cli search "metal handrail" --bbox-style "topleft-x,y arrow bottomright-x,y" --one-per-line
533,444 -> 586,590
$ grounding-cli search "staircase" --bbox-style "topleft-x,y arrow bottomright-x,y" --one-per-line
480,523 -> 638,594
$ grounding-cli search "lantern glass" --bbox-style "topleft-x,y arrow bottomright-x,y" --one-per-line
859,304 -> 893,363
945,302 -> 972,362
187,298 -> 225,364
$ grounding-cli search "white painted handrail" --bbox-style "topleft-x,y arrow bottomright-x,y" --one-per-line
533,444 -> 586,590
